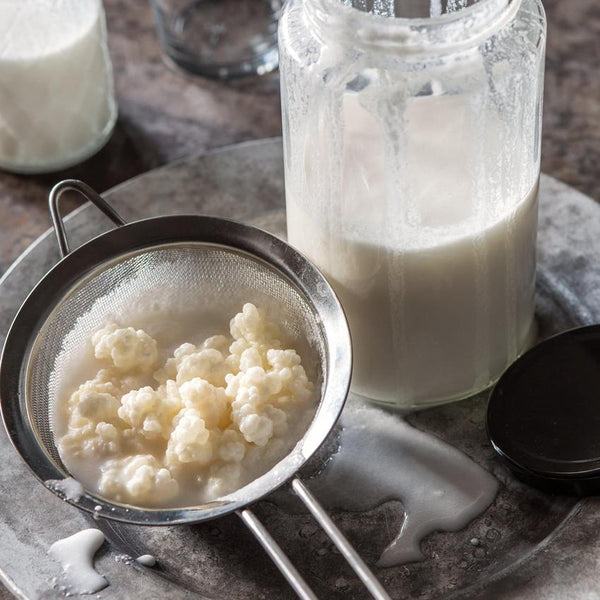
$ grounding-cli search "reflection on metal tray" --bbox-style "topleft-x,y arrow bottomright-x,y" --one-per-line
1,139 -> 600,600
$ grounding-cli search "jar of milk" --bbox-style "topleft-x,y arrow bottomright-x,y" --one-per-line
0,0 -> 117,174
279,0 -> 545,408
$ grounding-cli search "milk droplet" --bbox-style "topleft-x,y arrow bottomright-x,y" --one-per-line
45,477 -> 84,501
114,553 -> 133,565
48,529 -> 107,594
136,555 -> 157,567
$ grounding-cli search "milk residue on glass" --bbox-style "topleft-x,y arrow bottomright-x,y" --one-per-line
285,95 -> 539,408
49,528 -> 108,595
276,396 -> 498,566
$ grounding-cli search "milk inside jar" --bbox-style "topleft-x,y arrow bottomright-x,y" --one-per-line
279,0 -> 546,407
0,0 -> 116,174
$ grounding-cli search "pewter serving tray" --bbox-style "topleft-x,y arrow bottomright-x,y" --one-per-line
1,139 -> 600,600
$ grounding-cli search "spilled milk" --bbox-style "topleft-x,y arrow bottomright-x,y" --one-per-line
48,528 -> 107,594
275,395 -> 498,567
45,477 -> 84,502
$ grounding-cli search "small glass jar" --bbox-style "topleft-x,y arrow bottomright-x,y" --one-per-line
279,0 -> 546,409
0,0 -> 117,174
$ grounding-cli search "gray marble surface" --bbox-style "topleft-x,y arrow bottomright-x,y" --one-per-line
1,140 -> 600,599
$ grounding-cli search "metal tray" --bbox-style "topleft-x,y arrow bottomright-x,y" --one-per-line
1,139 -> 600,600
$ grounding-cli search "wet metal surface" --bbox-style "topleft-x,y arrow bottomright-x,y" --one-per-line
1,140 -> 600,599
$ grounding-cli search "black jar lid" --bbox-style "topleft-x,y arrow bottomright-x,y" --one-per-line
487,325 -> 600,496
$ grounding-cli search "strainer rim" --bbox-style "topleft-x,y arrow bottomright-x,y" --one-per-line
0,214 -> 352,525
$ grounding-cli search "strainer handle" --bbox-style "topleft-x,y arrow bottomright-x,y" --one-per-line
292,477 -> 392,600
49,179 -> 127,257
240,478 -> 391,600
237,508 -> 319,600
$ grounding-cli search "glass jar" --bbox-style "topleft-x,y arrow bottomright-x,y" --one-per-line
0,0 -> 117,174
279,0 -> 546,409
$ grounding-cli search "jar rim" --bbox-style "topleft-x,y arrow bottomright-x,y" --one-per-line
305,0 -> 524,55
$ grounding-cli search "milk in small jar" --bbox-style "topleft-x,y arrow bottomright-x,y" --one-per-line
279,0 -> 546,408
0,0 -> 117,174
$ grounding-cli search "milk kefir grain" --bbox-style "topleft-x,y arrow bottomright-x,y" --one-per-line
54,304 -> 315,507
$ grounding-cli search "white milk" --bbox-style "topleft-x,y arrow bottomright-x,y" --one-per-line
135,554 -> 157,567
45,477 -> 84,501
286,94 -> 538,407
0,0 -> 116,173
272,395 -> 499,566
49,528 -> 108,594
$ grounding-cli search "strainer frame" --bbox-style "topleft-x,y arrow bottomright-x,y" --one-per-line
0,180 -> 391,600
1,204 -> 351,527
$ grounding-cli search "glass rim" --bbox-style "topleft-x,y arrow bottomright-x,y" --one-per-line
304,0 -> 526,55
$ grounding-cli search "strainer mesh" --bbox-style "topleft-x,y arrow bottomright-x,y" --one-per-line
27,243 -> 326,471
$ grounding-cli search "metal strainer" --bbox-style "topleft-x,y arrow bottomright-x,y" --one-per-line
0,180 -> 390,600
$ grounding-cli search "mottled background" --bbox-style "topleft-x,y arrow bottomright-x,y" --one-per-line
0,0 -> 599,277
0,0 -> 598,598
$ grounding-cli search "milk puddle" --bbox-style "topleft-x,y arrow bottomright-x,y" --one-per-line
274,395 -> 498,567
49,528 -> 107,594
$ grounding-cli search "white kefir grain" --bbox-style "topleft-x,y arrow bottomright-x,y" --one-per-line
54,304 -> 315,507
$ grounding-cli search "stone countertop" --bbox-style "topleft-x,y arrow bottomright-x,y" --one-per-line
0,0 -> 598,597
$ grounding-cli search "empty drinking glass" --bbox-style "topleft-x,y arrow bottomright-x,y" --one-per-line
150,0 -> 282,79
